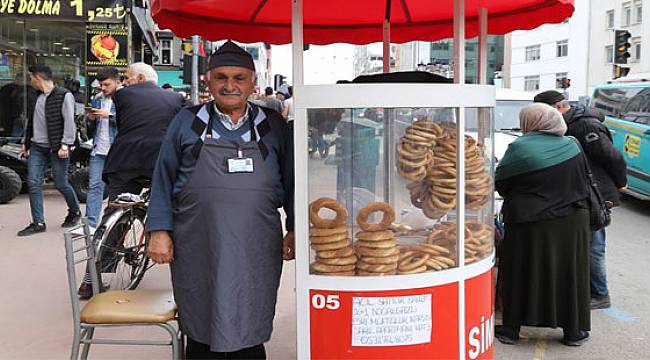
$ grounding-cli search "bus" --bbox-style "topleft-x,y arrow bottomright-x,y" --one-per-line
591,82 -> 650,200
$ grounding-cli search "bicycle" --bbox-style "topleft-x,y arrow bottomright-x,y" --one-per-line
92,185 -> 153,291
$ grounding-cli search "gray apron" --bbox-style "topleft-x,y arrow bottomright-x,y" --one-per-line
171,104 -> 284,352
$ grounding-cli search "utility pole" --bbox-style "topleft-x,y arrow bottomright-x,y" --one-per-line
191,35 -> 200,104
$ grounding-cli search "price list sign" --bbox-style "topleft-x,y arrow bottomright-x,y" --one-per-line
351,295 -> 432,347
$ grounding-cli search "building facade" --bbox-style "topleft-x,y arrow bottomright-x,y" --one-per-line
0,0 -> 158,137
507,0 -> 590,102
588,0 -> 649,91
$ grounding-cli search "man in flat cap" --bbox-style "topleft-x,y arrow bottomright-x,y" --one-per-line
535,90 -> 626,311
147,40 -> 294,359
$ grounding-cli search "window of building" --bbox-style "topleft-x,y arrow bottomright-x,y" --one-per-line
524,75 -> 540,91
623,2 -> 632,26
632,37 -> 642,61
160,39 -> 172,65
556,72 -> 568,89
605,45 -> 614,63
556,40 -> 569,57
606,9 -> 615,28
525,45 -> 541,62
635,0 -> 643,23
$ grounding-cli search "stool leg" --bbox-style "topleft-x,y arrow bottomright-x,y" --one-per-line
81,327 -> 95,360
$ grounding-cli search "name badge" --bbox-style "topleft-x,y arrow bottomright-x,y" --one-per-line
227,157 -> 254,173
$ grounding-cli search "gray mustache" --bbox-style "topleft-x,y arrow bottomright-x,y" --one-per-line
218,89 -> 242,96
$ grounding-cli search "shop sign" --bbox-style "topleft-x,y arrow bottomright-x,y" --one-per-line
0,0 -> 126,23
86,23 -> 127,67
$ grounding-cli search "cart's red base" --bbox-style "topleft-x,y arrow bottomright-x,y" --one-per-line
309,269 -> 494,359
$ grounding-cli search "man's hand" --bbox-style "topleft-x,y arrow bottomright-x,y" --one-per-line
91,108 -> 111,118
57,148 -> 69,159
282,231 -> 295,261
20,145 -> 28,159
148,230 -> 174,264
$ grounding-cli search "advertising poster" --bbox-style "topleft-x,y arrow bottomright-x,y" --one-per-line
86,23 -> 128,67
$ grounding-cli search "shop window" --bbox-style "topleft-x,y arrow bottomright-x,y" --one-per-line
605,45 -> 614,64
525,45 -> 541,62
606,9 -> 615,28
160,40 -> 172,65
623,2 -> 632,26
524,75 -> 540,91
556,40 -> 568,57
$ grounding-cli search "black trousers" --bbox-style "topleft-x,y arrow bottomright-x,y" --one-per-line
185,338 -> 266,360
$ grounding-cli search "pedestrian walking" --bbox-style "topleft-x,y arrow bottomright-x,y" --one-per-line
261,86 -> 284,113
495,103 -> 591,346
281,86 -> 294,122
534,90 -> 627,309
18,65 -> 81,236
146,40 -> 294,359
84,67 -> 120,229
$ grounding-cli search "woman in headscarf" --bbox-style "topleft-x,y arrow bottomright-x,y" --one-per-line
495,103 -> 591,346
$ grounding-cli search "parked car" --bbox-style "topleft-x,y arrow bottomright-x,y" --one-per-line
592,81 -> 650,200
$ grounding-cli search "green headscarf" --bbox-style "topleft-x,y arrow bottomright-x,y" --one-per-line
495,133 -> 580,180
495,103 -> 580,181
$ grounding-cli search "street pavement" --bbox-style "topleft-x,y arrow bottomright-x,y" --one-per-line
0,190 -> 648,359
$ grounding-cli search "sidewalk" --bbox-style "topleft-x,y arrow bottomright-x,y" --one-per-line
1,191 -> 647,359
0,191 -> 295,359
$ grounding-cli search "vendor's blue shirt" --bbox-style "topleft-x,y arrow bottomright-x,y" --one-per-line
147,102 -> 294,232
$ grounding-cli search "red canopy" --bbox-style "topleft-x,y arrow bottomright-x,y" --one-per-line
152,0 -> 574,45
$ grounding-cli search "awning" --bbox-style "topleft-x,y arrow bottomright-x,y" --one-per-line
151,0 -> 574,45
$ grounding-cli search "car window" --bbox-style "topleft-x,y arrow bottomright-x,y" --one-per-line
495,100 -> 531,130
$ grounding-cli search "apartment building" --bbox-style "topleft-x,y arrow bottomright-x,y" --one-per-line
588,0 -> 649,92
507,0 -> 590,101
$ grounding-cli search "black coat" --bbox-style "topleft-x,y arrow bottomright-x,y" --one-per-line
103,82 -> 184,181
564,106 -> 627,206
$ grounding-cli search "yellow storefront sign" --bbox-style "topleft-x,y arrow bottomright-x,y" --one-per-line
0,0 -> 125,23
624,133 -> 641,158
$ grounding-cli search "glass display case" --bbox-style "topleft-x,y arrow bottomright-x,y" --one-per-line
295,83 -> 497,360
307,106 -> 495,276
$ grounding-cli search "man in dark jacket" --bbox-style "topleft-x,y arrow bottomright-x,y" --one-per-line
535,90 -> 627,310
17,65 -> 81,236
103,62 -> 184,199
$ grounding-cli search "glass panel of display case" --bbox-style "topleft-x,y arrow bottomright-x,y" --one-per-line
307,107 -> 494,276
463,107 -> 496,265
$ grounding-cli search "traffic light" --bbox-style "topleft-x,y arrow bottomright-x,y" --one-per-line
182,55 -> 209,84
613,65 -> 631,79
614,30 -> 632,64
556,78 -> 571,89
274,74 -> 286,91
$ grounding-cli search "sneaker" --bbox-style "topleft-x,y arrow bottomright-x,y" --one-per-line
495,325 -> 519,345
17,222 -> 46,237
591,296 -> 611,310
562,330 -> 590,346
62,210 -> 82,228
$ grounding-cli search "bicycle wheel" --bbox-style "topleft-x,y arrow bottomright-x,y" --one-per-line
94,207 -> 150,290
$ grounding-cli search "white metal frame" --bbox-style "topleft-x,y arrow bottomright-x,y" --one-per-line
291,1 -> 494,359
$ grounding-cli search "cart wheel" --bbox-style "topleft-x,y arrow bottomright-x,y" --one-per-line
0,166 -> 22,204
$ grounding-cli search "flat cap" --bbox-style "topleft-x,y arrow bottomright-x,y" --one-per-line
533,90 -> 565,105
207,40 -> 255,72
